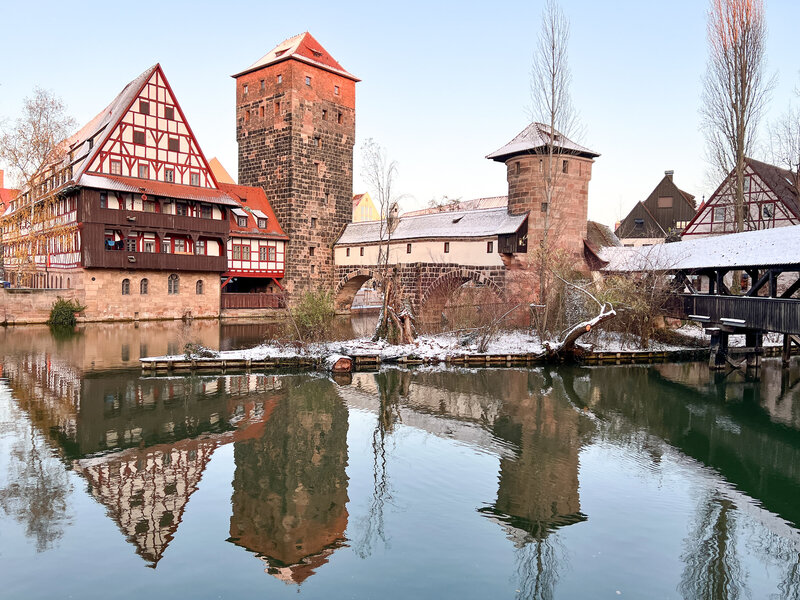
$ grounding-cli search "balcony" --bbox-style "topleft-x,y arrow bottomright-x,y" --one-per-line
84,248 -> 227,272
221,293 -> 286,309
88,207 -> 229,236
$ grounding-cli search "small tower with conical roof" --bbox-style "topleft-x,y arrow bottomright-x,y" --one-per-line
233,33 -> 359,297
487,124 -> 599,257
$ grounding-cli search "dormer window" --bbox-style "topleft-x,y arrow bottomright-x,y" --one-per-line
275,49 -> 287,57
237,216 -> 247,227
257,218 -> 267,229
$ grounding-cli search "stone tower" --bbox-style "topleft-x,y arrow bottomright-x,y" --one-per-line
233,33 -> 359,297
487,123 -> 599,257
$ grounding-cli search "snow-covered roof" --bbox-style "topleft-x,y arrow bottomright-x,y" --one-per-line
599,224 -> 800,272
487,123 -> 599,162
336,207 -> 528,245
402,196 -> 509,217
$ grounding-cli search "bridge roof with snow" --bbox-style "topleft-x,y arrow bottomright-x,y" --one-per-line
335,207 -> 528,245
599,225 -> 800,272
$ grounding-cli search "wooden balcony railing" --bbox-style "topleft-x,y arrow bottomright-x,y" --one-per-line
221,293 -> 286,309
83,249 -> 227,272
87,207 -> 229,235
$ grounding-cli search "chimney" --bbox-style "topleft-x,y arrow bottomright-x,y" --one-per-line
665,170 -> 674,180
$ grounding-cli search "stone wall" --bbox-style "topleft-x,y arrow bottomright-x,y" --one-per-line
1,287 -> 82,325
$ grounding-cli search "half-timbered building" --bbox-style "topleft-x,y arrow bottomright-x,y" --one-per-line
219,182 -> 288,309
682,157 -> 800,237
1,65 -> 243,320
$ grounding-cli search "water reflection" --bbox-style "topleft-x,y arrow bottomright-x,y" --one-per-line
228,377 -> 349,583
2,325 -> 800,597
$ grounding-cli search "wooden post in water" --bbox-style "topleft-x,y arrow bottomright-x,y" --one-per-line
708,328 -> 728,370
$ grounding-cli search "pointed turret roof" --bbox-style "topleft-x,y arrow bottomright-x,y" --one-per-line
487,123 -> 599,162
232,32 -> 359,81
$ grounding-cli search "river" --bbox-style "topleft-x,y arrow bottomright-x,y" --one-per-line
1,321 -> 799,599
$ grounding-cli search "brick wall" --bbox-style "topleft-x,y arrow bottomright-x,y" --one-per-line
236,59 -> 356,302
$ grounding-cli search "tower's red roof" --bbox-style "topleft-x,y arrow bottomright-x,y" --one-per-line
232,32 -> 359,81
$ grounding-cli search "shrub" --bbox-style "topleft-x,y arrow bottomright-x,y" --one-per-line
47,298 -> 85,328
290,289 -> 336,341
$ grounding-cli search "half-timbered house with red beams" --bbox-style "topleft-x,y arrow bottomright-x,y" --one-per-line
682,157 -> 800,237
1,64 -> 243,320
218,183 -> 288,309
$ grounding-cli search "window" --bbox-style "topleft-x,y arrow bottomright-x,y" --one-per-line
195,240 -> 206,255
259,106 -> 264,118
487,241 -> 494,253
140,280 -> 150,300
168,137 -> 179,152
334,85 -> 340,95
562,160 -> 569,174
259,246 -> 268,261
762,203 -> 774,219
165,168 -> 174,183
277,74 -> 282,84
713,206 -> 726,222
164,106 -> 174,120
305,76 -> 311,86
310,217 -> 317,228
143,239 -> 155,252
268,246 -> 276,261
346,247 -> 351,257
143,200 -> 156,213
139,100 -> 149,115
744,177 -> 751,193
322,109 -> 328,120
244,110 -> 250,122
407,243 -> 412,254
360,247 -> 364,256
243,84 -> 248,96
176,203 -> 188,216
196,280 -> 204,295
132,130 -> 146,146
657,196 -> 673,209
539,159 -> 543,173
241,246 -> 250,260
311,264 -> 315,273
233,245 -> 241,260
110,160 -> 122,175
634,218 -> 645,230
257,218 -> 267,229
337,112 -> 342,124
190,173 -> 200,186
515,161 -> 520,175
100,192 -> 107,208
162,240 -> 171,253
260,79 -> 265,91
237,216 -> 247,227
122,278 -> 130,295
201,204 -> 212,219
314,162 -> 320,175
168,274 -> 179,295
126,237 -> 137,252
541,202 -> 548,212
174,239 -> 186,253
274,101 -> 281,116
138,164 -> 150,179
314,137 -> 321,148
444,242 -> 450,253
309,246 -> 315,256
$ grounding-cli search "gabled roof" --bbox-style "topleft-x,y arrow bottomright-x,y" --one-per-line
746,157 -> 800,217
487,123 -> 599,162
218,183 -> 288,239
233,32 -> 359,81
586,220 -> 622,248
208,158 -> 236,185
336,207 -> 528,245
402,196 -> 509,217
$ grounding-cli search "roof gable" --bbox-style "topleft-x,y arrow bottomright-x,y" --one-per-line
80,65 -> 218,190
219,183 -> 288,239
615,201 -> 665,239
233,32 -> 359,81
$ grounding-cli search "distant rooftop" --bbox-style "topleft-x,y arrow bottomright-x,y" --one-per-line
487,123 -> 599,162
402,196 -> 509,217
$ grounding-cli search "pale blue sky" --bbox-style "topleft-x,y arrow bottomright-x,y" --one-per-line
2,0 -> 799,226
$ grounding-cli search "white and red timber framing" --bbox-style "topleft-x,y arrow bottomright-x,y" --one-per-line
0,64 -> 287,321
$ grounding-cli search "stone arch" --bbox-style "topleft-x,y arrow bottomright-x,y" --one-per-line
334,268 -> 383,312
418,268 -> 504,328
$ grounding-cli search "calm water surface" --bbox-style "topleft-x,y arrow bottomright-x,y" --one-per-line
1,322 -> 800,599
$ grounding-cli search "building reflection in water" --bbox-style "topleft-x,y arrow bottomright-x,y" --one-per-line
227,377 -> 349,584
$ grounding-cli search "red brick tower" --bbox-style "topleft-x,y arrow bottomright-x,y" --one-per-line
487,123 -> 599,257
233,33 -> 359,298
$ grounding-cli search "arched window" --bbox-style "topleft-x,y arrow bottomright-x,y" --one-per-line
195,280 -> 204,295
66,277 -> 71,289
140,278 -> 149,295
168,274 -> 179,295
121,278 -> 130,295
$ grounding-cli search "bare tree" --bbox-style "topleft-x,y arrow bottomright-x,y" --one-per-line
0,87 -> 76,286
701,0 -> 774,234
360,139 -> 413,343
769,83 -> 800,193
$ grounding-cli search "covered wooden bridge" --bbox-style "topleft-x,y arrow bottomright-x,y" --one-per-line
599,225 -> 800,369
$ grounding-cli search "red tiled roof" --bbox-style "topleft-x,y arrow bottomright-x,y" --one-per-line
0,187 -> 19,210
218,183 -> 288,239
352,193 -> 365,206
233,32 -> 359,81
79,174 -> 239,206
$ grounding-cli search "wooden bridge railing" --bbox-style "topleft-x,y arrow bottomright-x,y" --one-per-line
672,294 -> 800,335
221,293 -> 286,310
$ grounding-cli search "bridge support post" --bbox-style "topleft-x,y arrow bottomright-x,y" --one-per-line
784,334 -> 793,367
745,332 -> 763,369
708,328 -> 728,370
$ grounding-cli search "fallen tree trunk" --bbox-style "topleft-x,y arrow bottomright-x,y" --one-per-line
544,303 -> 616,359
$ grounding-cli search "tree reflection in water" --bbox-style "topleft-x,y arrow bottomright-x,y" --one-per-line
0,398 -> 72,551
679,492 -> 745,600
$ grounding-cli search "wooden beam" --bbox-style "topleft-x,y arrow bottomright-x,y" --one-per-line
746,269 -> 771,297
780,273 -> 800,299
